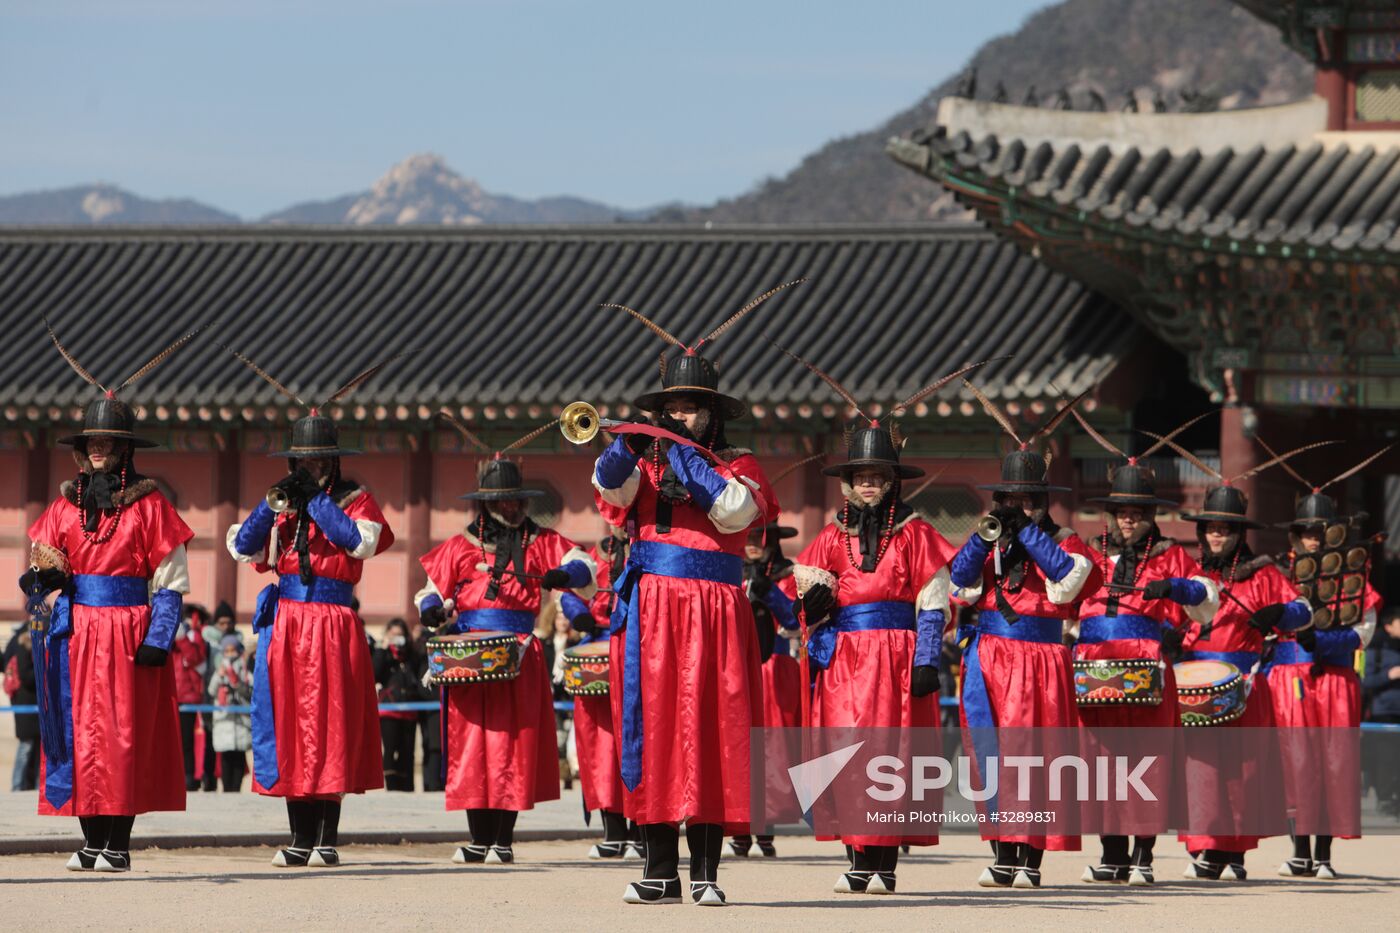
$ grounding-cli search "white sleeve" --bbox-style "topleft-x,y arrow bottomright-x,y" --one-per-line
348,519 -> 382,560
952,577 -> 985,604
1044,553 -> 1093,605
593,463 -> 641,508
1184,575 -> 1220,625
708,476 -> 761,534
916,565 -> 952,615
150,544 -> 191,596
226,522 -> 272,565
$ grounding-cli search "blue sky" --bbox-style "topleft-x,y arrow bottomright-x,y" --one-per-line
1,0 -> 1047,217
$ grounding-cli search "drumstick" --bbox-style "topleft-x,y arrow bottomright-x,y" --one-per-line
474,562 -> 546,582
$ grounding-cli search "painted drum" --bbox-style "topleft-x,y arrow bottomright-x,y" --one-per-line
427,630 -> 526,686
562,640 -> 611,696
1174,659 -> 1248,727
1073,657 -> 1165,707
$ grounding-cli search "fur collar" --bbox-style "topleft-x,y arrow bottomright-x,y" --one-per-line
713,446 -> 753,462
60,477 -> 159,508
1227,554 -> 1276,581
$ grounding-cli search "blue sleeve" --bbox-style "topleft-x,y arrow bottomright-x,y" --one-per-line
914,608 -> 945,667
418,592 -> 443,614
1167,577 -> 1207,606
143,589 -> 183,652
554,560 -> 592,589
233,500 -> 277,557
1016,524 -> 1074,582
950,534 -> 990,589
1315,627 -> 1361,665
665,443 -> 728,511
560,592 -> 590,621
764,586 -> 798,631
594,436 -> 641,490
306,492 -> 363,552
1278,599 -> 1312,633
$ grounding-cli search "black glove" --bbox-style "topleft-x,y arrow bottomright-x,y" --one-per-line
569,612 -> 598,637
1248,602 -> 1287,635
911,665 -> 941,698
134,645 -> 170,667
797,583 -> 836,624
20,566 -> 68,595
290,467 -> 323,502
420,604 -> 448,632
1141,579 -> 1174,601
749,574 -> 773,601
753,605 -> 775,664
1160,624 -> 1186,655
1295,626 -> 1317,652
541,568 -> 572,591
991,505 -> 1029,536
658,415 -> 696,443
622,417 -> 654,456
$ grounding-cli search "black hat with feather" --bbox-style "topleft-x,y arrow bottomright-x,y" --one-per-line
964,382 -> 1087,493
611,280 -> 806,420
436,410 -> 552,500
1075,410 -> 1219,509
46,316 -> 210,449
768,339 -> 998,480
1146,430 -> 1337,529
1255,437 -> 1392,532
223,346 -> 417,458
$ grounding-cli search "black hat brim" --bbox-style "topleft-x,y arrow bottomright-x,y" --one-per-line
634,388 -> 747,420
1088,495 -> 1178,508
57,432 -> 158,449
759,524 -> 799,539
1181,510 -> 1265,530
269,448 -> 361,458
460,488 -> 548,501
824,459 -> 925,480
1276,517 -> 1330,531
977,482 -> 1070,493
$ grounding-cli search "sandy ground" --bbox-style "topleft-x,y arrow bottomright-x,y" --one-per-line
2,835 -> 1397,932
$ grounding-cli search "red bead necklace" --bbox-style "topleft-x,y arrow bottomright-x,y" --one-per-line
75,465 -> 128,545
1100,528 -> 1155,590
842,496 -> 898,571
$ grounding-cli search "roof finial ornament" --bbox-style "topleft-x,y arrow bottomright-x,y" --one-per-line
955,66 -> 978,100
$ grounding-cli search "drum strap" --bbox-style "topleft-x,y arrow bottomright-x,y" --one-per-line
610,540 -> 743,792
807,601 -> 914,671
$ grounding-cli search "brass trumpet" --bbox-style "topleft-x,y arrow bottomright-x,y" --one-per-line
266,486 -> 293,513
975,514 -> 1003,543
559,401 -> 626,445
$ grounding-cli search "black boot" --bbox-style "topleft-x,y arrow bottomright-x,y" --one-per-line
273,800 -> 318,867
727,834 -> 753,858
454,809 -> 492,864
1220,850 -> 1248,881
1314,836 -> 1336,878
96,816 -> 134,873
624,819 -> 646,861
591,810 -> 629,859
1128,836 -> 1156,885
1015,844 -> 1044,888
754,834 -> 777,858
1083,834 -> 1130,883
837,845 -> 879,894
309,800 -> 342,866
869,845 -> 898,894
623,824 -> 682,904
68,816 -> 110,871
1185,848 -> 1226,880
687,823 -> 727,906
488,810 -> 516,864
979,841 -> 1020,888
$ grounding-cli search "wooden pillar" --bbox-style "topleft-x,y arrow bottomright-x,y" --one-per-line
1220,402 -> 1260,527
212,430 -> 241,613
1047,436 -> 1075,527
24,429 -> 51,530
405,432 -> 433,620
1316,65 -> 1347,132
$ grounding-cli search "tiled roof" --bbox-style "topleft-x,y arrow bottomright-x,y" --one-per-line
0,225 -> 1137,424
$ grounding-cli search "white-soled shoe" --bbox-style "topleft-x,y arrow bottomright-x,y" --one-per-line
66,848 -> 100,872
623,878 -> 682,904
94,850 -> 130,873
866,871 -> 896,894
308,847 -> 339,867
451,844 -> 488,864
1278,858 -> 1315,877
1128,865 -> 1154,886
978,864 -> 1017,887
1012,868 -> 1041,889
690,881 -> 728,906
1315,861 -> 1337,879
271,846 -> 312,868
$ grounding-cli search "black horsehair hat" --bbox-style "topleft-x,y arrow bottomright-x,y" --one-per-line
767,339 -> 998,481
1147,429 -> 1337,529
1256,436 -> 1393,531
46,315 -> 211,449
223,345 -> 419,458
1073,409 -> 1219,510
963,381 -> 1088,494
609,279 -> 806,419
435,410 -> 553,501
